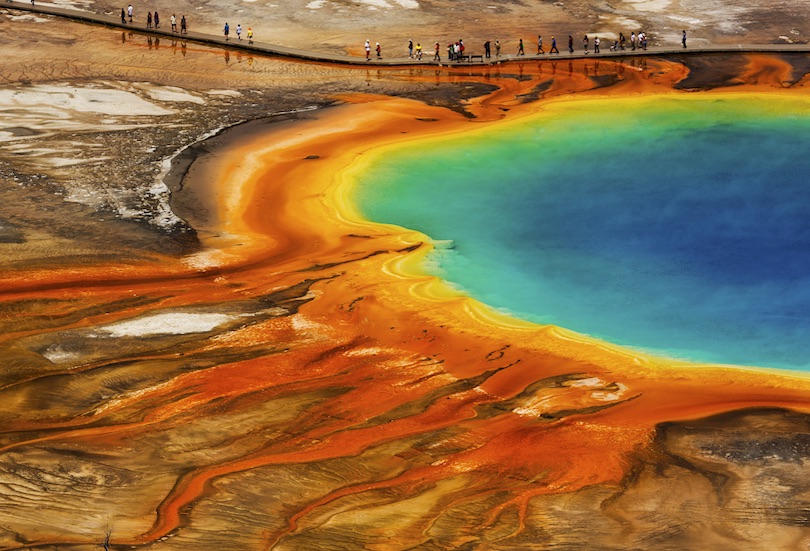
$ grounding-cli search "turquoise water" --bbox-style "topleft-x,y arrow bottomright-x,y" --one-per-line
353,96 -> 810,370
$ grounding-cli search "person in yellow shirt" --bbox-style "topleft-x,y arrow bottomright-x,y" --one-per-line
247,27 -> 254,44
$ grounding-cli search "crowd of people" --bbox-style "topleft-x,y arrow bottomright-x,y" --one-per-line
110,6 -> 685,62
117,6 -> 256,45
120,4 -> 188,35
366,28 -> 687,62
223,21 -> 254,43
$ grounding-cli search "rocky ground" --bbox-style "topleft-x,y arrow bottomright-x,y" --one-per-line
25,0 -> 810,56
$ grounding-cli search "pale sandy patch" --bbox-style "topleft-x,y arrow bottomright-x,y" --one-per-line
130,83 -> 205,104
32,0 -> 91,10
6,13 -> 51,22
206,90 -> 243,97
41,156 -> 110,167
566,377 -> 607,388
93,312 -> 239,338
360,0 -> 391,8
0,85 -> 174,117
621,0 -> 672,13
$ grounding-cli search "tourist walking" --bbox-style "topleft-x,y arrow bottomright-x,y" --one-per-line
415,42 -> 422,60
223,22 -> 229,40
121,8 -> 126,24
682,29 -> 687,48
376,42 -> 381,59
247,27 -> 253,43
594,36 -> 600,53
537,35 -> 543,54
484,40 -> 491,58
630,31 -> 636,50
127,4 -> 133,22
154,11 -> 159,27
181,15 -> 186,34
495,39 -> 500,57
549,36 -> 559,53
583,34 -> 589,53
619,32 -> 626,50
408,39 -> 413,58
146,11 -> 152,27
365,39 -> 371,60
517,38 -> 524,55
236,24 -> 242,40
434,42 -> 440,60
170,13 -> 177,32
568,35 -> 574,53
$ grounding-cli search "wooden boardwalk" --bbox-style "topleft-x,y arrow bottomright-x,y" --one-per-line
5,0 -> 810,66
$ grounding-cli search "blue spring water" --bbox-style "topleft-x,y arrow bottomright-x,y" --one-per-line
353,95 -> 810,370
